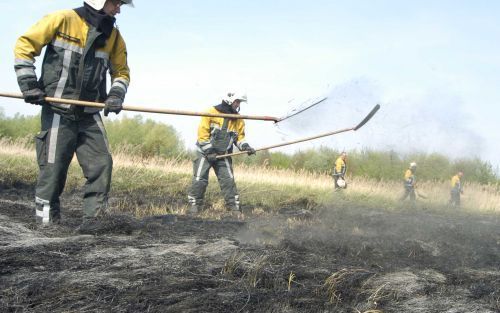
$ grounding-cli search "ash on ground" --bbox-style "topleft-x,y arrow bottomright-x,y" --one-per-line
1,185 -> 499,313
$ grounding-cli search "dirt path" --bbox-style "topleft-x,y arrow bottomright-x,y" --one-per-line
1,185 -> 499,312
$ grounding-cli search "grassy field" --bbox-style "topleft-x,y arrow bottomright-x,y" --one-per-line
1,140 -> 499,312
1,138 -> 498,216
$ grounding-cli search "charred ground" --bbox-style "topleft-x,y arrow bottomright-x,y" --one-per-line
0,183 -> 499,313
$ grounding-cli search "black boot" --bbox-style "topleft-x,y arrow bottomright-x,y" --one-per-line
187,204 -> 200,215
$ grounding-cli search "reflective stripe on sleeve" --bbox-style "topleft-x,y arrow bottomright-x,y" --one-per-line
14,58 -> 36,78
15,67 -> 36,78
15,58 -> 35,66
111,78 -> 129,93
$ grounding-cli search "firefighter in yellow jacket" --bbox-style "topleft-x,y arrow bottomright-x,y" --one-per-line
400,162 -> 417,202
449,171 -> 464,208
187,92 -> 256,214
14,0 -> 133,226
332,152 -> 347,190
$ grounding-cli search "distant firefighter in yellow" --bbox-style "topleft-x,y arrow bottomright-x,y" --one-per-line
449,171 -> 464,208
400,162 -> 417,202
332,152 -> 347,190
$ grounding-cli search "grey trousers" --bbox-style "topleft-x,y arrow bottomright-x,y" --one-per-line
400,186 -> 416,202
450,190 -> 461,207
188,151 -> 240,210
35,106 -> 112,221
333,174 -> 345,189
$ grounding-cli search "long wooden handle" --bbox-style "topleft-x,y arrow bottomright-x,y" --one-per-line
216,128 -> 353,159
0,92 -> 279,122
217,104 -> 380,159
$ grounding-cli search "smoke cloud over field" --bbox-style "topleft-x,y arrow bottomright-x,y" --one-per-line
276,79 -> 485,162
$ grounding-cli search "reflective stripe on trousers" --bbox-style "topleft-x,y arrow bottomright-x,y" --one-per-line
36,107 -> 112,218
35,196 -> 51,224
188,152 -> 239,208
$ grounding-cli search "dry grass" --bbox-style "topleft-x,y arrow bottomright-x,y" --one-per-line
0,138 -> 499,213
221,252 -> 246,276
288,271 -> 296,292
221,252 -> 272,289
349,176 -> 500,213
321,268 -> 374,304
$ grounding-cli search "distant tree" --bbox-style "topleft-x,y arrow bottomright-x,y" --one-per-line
0,110 -> 39,142
0,111 -> 497,184
349,149 -> 401,180
405,152 -> 451,181
105,115 -> 185,158
259,151 -> 290,169
452,158 -> 497,184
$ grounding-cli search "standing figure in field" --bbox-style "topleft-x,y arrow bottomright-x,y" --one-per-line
332,152 -> 348,190
400,162 -> 417,202
449,171 -> 464,208
14,0 -> 133,225
187,92 -> 256,215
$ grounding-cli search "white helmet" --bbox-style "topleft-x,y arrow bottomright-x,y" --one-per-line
224,92 -> 247,105
337,178 -> 346,188
410,162 -> 417,168
122,0 -> 134,7
84,0 -> 134,11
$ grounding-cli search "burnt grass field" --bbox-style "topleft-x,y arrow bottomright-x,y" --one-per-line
1,183 -> 499,313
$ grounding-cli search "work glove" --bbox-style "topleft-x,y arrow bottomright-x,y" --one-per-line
22,88 -> 47,105
241,143 -> 256,155
104,95 -> 123,117
104,86 -> 125,117
206,153 -> 218,163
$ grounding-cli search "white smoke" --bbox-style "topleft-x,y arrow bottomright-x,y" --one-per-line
275,78 -> 485,161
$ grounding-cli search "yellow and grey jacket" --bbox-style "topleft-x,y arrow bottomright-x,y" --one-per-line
333,157 -> 347,177
196,106 -> 248,154
404,169 -> 416,188
450,175 -> 462,193
14,9 -> 130,114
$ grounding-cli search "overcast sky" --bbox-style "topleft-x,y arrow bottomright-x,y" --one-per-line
1,1 -> 499,170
